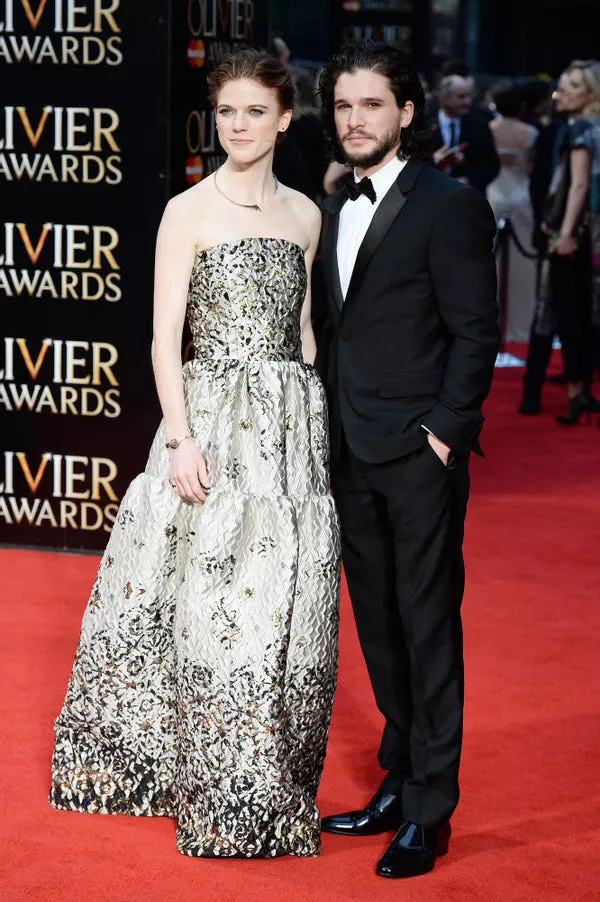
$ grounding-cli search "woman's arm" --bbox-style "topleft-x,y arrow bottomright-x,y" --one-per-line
300,204 -> 322,365
552,147 -> 590,255
152,198 -> 209,503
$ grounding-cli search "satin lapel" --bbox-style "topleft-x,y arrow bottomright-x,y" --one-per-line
342,178 -> 407,313
322,193 -> 345,313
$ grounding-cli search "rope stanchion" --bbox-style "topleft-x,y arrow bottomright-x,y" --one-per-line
494,213 -> 539,368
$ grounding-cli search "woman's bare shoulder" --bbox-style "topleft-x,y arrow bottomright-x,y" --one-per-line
166,176 -> 217,216
278,183 -> 321,229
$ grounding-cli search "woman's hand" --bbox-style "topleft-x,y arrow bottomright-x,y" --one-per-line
168,442 -> 210,503
550,233 -> 577,256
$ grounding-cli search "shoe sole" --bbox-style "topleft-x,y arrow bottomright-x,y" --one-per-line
375,844 -> 449,879
321,824 -> 402,836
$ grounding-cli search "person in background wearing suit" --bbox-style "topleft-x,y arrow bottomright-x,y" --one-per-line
316,42 -> 500,880
432,75 -> 500,192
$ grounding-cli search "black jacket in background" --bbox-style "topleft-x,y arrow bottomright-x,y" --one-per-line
431,112 -> 500,193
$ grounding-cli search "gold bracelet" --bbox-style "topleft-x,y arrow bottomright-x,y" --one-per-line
165,434 -> 192,450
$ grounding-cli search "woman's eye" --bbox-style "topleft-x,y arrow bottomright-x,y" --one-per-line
219,107 -> 233,115
249,108 -> 264,116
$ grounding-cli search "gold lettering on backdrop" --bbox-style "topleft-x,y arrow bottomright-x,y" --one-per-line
7,339 -> 116,381
94,0 -> 119,33
15,336 -> 51,379
92,107 -> 119,151
20,0 -> 47,29
91,342 -> 118,385
91,457 -> 118,500
64,340 -> 89,384
64,455 -> 88,498
16,105 -> 50,147
16,450 -> 51,493
92,226 -> 118,268
0,108 -> 122,184
15,221 -> 51,264
66,0 -> 92,33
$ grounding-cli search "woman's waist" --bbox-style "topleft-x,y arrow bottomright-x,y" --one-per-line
184,353 -> 309,375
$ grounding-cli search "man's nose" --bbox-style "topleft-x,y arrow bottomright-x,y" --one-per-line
348,105 -> 365,128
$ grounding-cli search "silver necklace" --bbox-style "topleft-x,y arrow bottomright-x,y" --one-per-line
214,170 -> 278,212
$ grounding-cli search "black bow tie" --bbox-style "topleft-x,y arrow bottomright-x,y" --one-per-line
344,176 -> 377,204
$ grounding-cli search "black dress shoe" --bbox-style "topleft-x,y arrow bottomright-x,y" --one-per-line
376,820 -> 451,879
321,790 -> 403,836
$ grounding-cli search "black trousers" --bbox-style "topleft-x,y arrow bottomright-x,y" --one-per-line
525,238 -> 594,391
331,433 -> 470,826
552,240 -> 593,383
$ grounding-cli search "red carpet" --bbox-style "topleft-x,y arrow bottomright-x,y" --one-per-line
2,359 -> 600,901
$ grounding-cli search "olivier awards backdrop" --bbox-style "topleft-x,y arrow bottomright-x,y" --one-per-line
0,0 -> 268,551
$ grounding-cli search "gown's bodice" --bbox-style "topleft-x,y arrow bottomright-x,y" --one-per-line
187,237 -> 307,365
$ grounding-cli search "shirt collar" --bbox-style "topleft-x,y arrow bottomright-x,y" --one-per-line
353,154 -> 406,200
439,109 -> 459,128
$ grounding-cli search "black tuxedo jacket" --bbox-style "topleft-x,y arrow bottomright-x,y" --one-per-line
431,112 -> 500,193
316,160 -> 500,466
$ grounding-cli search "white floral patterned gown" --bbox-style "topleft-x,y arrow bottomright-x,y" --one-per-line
49,237 -> 341,858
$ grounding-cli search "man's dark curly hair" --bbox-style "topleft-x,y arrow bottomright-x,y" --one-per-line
318,41 -> 431,163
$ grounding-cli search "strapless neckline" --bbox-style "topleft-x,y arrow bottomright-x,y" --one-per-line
195,236 -> 306,259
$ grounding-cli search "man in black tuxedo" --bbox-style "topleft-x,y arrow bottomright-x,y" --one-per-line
316,43 -> 500,879
431,75 -> 500,192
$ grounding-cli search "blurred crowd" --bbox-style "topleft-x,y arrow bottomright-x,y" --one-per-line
268,37 -> 600,427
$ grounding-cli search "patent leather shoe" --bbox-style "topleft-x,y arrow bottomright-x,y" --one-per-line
376,820 -> 451,878
321,790 -> 403,836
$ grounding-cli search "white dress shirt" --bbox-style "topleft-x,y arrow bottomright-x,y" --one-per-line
337,155 -> 406,300
437,109 -> 461,147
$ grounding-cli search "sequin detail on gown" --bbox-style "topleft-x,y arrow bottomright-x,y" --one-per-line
49,237 -> 341,858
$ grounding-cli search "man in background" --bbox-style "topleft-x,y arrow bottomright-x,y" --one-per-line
432,75 -> 500,192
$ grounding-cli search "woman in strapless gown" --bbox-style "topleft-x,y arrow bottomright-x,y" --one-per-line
487,86 -> 539,341
49,50 -> 340,858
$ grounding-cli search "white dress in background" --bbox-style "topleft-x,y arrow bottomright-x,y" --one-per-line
487,123 -> 538,342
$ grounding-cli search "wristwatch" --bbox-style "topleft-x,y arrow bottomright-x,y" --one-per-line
165,435 -> 192,450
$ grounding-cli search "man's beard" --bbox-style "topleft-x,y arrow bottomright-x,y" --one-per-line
340,119 -> 403,169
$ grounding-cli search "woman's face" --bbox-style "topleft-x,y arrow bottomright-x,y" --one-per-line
215,78 -> 291,165
554,68 -> 593,115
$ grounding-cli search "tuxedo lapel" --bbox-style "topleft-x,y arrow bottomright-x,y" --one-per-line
343,160 -> 423,312
322,190 -> 346,312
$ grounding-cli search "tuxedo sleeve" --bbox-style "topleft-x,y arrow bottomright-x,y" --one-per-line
422,186 -> 500,455
314,312 -> 334,383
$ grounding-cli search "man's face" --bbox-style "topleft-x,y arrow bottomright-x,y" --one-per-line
333,68 -> 414,171
441,78 -> 473,118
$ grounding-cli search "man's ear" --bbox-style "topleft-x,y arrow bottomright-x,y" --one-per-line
400,100 -> 415,128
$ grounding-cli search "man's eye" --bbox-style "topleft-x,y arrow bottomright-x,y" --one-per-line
367,102 -> 380,108
336,104 -> 350,111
